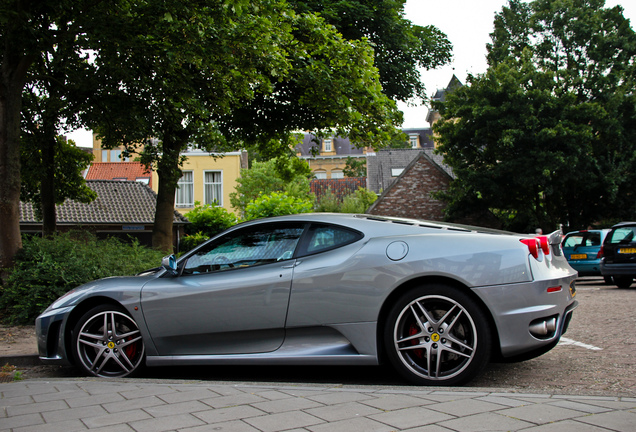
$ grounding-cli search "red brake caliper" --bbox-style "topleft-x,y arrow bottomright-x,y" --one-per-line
409,324 -> 423,358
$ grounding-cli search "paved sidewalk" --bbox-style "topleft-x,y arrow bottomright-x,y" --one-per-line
2,379 -> 635,431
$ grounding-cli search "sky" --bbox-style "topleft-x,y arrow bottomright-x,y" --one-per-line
399,0 -> 636,128
67,0 -> 636,145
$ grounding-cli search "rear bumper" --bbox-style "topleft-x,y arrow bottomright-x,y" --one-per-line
473,275 -> 578,358
600,262 -> 636,276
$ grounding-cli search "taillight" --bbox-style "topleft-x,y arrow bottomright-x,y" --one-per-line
536,236 -> 551,256
596,246 -> 604,259
520,238 -> 540,259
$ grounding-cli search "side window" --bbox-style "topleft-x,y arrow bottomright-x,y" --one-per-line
182,224 -> 305,275
299,223 -> 363,256
563,234 -> 584,248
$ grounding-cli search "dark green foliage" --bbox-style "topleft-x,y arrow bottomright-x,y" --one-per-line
435,0 -> 636,232
0,233 -> 165,324
343,157 -> 366,177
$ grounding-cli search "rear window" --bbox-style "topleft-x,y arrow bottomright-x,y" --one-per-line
607,226 -> 636,245
563,232 -> 601,248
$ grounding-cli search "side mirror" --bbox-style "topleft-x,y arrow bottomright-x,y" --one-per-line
162,254 -> 178,275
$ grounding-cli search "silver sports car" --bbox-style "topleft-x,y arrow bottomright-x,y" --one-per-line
36,214 -> 578,385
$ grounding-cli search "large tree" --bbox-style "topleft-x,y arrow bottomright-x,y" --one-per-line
89,1 -> 414,252
289,0 -> 453,102
0,0 -> 123,269
434,0 -> 636,232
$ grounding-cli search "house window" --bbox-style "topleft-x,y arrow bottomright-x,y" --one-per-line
176,171 -> 194,207
136,177 -> 150,185
323,139 -> 332,152
409,135 -> 419,149
204,171 -> 222,206
391,168 -> 404,177
110,149 -> 122,162
314,171 -> 327,180
331,170 -> 344,179
101,149 -> 108,162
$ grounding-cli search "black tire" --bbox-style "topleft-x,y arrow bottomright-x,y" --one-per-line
72,304 -> 145,378
614,276 -> 633,289
603,276 -> 613,285
384,284 -> 492,386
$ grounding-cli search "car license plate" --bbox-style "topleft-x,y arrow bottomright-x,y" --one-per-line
618,248 -> 636,254
570,254 -> 587,260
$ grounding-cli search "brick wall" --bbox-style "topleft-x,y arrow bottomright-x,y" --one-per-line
367,154 -> 450,221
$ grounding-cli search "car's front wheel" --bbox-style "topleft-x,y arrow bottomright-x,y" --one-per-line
384,285 -> 491,386
72,305 -> 145,378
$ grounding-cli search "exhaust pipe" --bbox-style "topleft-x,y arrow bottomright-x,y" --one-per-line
529,317 -> 557,337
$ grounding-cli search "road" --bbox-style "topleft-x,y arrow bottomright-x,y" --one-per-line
21,277 -> 636,397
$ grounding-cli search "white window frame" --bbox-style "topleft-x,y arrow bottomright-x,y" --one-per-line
314,171 -> 327,180
110,149 -> 122,162
101,149 -> 108,162
176,171 -> 194,208
331,170 -> 344,179
409,134 -> 419,149
203,170 -> 223,206
391,168 -> 404,177
323,138 -> 332,152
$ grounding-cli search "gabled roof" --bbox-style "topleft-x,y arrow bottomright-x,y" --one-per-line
20,180 -> 187,225
86,162 -> 152,187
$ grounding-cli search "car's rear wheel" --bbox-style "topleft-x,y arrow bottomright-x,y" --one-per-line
384,284 -> 491,386
614,276 -> 633,289
72,305 -> 145,378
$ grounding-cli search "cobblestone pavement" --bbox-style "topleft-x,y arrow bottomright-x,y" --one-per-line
2,379 -> 636,431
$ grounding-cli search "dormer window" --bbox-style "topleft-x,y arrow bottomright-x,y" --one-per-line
323,138 -> 332,152
409,135 -> 419,149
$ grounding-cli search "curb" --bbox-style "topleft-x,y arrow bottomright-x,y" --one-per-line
0,354 -> 41,367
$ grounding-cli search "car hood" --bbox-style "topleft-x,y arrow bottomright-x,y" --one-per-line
45,274 -> 157,312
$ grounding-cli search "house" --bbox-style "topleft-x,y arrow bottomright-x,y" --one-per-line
295,129 -> 434,180
86,162 -> 153,187
90,136 -> 248,214
19,180 -> 189,250
366,150 -> 454,221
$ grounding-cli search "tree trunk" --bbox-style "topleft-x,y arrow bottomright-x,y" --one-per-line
40,135 -> 57,236
152,136 -> 184,253
0,54 -> 32,270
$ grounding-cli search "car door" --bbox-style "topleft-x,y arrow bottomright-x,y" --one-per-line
140,222 -> 305,355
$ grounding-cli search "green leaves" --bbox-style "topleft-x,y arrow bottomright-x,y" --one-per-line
435,0 -> 636,231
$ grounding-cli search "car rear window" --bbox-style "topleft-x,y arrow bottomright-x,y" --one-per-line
563,232 -> 601,248
607,226 -> 636,244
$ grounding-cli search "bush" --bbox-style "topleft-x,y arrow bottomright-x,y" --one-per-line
340,188 -> 378,213
0,232 -> 165,325
244,192 -> 313,221
185,202 -> 238,237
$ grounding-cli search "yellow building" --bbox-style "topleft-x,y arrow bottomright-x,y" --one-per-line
91,136 -> 247,215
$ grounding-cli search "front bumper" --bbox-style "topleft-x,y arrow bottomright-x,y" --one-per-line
35,306 -> 75,366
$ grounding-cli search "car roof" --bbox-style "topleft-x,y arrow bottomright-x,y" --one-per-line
610,221 -> 636,228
